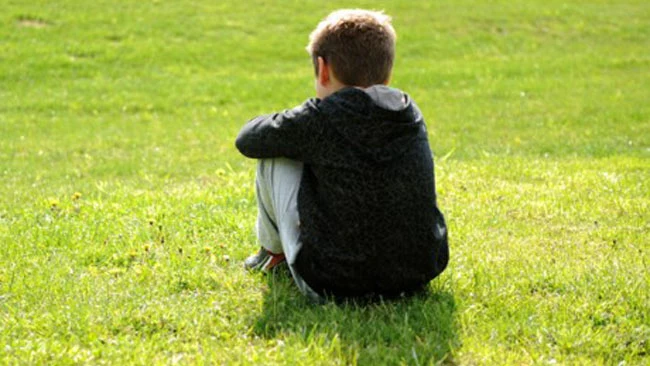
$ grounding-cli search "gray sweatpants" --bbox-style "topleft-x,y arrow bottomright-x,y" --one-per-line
255,158 -> 322,302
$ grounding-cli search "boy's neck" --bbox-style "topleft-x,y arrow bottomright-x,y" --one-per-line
315,57 -> 350,99
314,57 -> 392,99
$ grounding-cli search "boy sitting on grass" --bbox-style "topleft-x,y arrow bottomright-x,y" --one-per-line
235,9 -> 448,302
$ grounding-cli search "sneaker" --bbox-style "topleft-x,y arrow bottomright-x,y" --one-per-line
244,247 -> 286,272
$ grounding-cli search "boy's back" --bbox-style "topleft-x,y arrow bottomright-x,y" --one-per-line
236,85 -> 448,297
236,9 -> 448,300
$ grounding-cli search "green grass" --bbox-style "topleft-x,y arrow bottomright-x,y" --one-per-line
1,0 -> 649,364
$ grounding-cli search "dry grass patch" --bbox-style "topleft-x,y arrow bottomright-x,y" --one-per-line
16,16 -> 50,28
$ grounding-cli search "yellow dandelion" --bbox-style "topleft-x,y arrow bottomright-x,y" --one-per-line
71,192 -> 82,201
49,198 -> 60,208
143,244 -> 151,252
204,246 -> 212,254
128,250 -> 138,259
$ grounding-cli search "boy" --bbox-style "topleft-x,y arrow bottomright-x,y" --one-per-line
235,9 -> 448,301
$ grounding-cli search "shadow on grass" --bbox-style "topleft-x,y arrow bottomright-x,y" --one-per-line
251,268 -> 458,364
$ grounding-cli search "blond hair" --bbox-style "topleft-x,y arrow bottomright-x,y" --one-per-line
306,9 -> 397,87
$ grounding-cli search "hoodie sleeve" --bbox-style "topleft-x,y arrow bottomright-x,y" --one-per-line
235,98 -> 321,160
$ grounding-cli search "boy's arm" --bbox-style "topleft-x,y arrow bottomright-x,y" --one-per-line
235,98 -> 321,160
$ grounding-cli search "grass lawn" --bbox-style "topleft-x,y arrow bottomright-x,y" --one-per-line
1,0 -> 649,364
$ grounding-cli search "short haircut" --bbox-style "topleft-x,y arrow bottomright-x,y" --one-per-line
306,9 -> 396,87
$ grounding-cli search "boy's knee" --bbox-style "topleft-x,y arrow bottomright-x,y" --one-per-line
256,159 -> 268,178
258,158 -> 303,181
256,158 -> 277,185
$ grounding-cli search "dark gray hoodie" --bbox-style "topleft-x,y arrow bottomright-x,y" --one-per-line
236,85 -> 448,297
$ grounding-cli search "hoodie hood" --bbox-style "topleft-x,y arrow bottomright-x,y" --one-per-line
320,85 -> 424,162
364,85 -> 410,112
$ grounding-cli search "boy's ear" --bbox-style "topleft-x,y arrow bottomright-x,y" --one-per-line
317,56 -> 330,85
